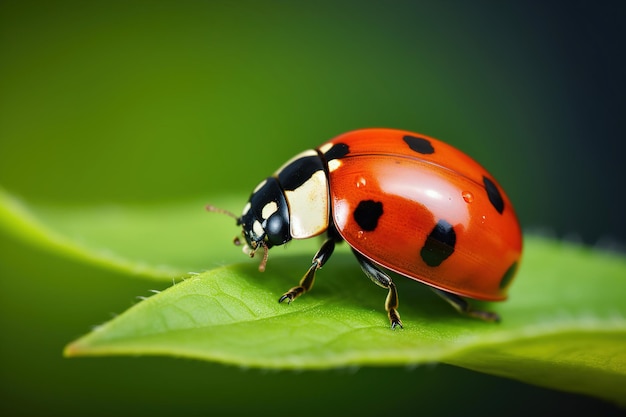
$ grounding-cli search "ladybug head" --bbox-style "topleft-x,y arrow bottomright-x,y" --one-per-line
207,177 -> 291,272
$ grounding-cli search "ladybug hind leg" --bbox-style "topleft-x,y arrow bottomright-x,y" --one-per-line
431,288 -> 500,322
352,249 -> 403,329
279,237 -> 336,304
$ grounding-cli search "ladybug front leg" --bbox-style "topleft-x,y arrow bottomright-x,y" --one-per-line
352,249 -> 403,329
279,238 -> 336,304
431,288 -> 500,322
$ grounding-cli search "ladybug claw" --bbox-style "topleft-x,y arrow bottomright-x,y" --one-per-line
469,310 -> 501,323
279,287 -> 304,304
389,309 -> 403,329
278,294 -> 292,304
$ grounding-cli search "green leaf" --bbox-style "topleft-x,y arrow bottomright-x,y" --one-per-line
0,187 -> 319,279
2,187 -> 625,405
64,238 -> 626,405
0,187 -> 185,279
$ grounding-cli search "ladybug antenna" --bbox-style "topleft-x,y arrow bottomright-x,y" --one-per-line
206,204 -> 239,221
206,204 -> 269,271
241,241 -> 270,272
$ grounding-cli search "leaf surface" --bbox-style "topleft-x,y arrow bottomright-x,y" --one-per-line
1,188 -> 624,405
65,239 -> 626,405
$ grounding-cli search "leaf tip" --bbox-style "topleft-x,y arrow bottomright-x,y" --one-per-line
63,341 -> 81,358
63,335 -> 92,358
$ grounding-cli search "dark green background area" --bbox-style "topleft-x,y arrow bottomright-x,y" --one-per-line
1,0 -> 624,243
1,1 -> 625,416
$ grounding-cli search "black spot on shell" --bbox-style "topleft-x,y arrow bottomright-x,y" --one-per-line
483,176 -> 504,214
403,135 -> 435,155
324,142 -> 350,160
499,261 -> 518,289
420,220 -> 456,267
353,200 -> 383,231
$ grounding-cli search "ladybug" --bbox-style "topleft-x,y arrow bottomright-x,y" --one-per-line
208,128 -> 522,328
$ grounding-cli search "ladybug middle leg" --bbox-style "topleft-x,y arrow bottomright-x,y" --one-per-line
431,288 -> 500,322
352,249 -> 403,329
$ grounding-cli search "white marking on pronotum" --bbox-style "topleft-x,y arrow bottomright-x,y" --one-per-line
261,201 -> 278,219
241,202 -> 251,216
253,179 -> 267,194
274,149 -> 318,175
284,170 -> 329,238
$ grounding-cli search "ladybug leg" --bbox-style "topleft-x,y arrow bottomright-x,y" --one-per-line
352,249 -> 403,329
279,238 -> 336,304
431,288 -> 500,322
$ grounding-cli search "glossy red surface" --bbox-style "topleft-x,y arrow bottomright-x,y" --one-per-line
322,129 -> 522,300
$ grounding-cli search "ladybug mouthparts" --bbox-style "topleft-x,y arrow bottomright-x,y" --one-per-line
205,204 -> 271,272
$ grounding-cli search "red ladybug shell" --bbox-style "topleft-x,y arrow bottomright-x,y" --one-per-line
319,128 -> 522,301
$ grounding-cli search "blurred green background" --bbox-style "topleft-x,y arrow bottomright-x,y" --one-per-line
2,1 -> 625,242
1,1 -> 625,416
